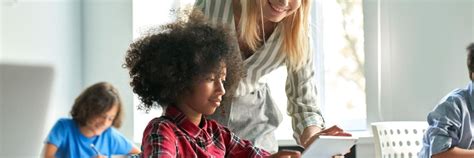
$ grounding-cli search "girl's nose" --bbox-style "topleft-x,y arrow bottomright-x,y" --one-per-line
96,118 -> 106,126
216,80 -> 226,95
99,115 -> 113,125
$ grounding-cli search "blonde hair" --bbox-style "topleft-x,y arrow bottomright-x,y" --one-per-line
238,0 -> 311,71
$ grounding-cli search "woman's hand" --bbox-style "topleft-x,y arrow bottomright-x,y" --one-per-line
300,125 -> 352,149
270,150 -> 301,158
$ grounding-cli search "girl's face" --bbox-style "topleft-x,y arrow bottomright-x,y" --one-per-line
260,0 -> 302,22
85,104 -> 118,136
180,67 -> 227,116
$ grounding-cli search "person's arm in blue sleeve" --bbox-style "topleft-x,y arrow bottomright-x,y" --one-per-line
428,96 -> 474,158
43,119 -> 65,158
109,128 -> 141,155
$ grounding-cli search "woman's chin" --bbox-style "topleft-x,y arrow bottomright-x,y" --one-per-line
264,13 -> 286,23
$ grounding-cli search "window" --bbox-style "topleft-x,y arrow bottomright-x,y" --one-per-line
272,0 -> 366,141
132,0 -> 366,143
315,0 -> 366,130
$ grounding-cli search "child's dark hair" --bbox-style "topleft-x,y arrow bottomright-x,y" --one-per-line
468,43 -> 474,80
70,82 -> 123,128
124,10 -> 243,110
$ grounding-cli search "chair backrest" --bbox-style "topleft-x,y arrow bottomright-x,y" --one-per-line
371,121 -> 428,158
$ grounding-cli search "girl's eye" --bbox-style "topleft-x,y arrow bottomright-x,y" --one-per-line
206,77 -> 215,82
100,114 -> 115,121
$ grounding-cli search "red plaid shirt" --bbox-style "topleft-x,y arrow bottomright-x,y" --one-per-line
141,106 -> 271,158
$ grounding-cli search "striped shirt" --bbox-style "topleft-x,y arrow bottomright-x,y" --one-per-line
140,106 -> 270,158
194,0 -> 325,142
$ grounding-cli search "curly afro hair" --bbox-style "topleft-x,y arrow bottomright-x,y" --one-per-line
124,10 -> 243,110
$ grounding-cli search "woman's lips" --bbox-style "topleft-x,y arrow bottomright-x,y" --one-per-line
209,99 -> 222,106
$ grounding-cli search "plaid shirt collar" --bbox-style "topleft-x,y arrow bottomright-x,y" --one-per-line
164,106 -> 208,139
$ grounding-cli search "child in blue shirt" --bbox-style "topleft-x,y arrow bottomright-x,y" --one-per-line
43,82 -> 141,158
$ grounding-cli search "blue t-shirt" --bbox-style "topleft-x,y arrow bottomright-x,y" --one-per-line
45,118 -> 133,158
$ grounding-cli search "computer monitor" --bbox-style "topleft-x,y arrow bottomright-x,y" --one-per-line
0,63 -> 54,157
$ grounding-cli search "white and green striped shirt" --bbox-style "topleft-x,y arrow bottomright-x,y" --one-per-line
195,0 -> 325,143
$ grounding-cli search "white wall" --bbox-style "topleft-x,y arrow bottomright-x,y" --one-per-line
2,0 -> 226,151
81,0 -> 134,141
361,0 -> 474,157
1,0 -> 82,157
1,0 -> 134,157
376,0 -> 473,122
360,1 -> 379,157
364,0 -> 379,130
0,1 -> 3,153
365,0 -> 474,126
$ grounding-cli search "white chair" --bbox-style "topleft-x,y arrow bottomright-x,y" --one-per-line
371,121 -> 428,158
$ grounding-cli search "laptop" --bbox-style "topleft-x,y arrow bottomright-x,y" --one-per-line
0,63 -> 54,157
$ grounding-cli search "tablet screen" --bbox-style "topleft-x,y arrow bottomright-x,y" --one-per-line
302,136 -> 358,158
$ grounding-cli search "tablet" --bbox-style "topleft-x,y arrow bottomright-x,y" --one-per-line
302,136 -> 358,158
